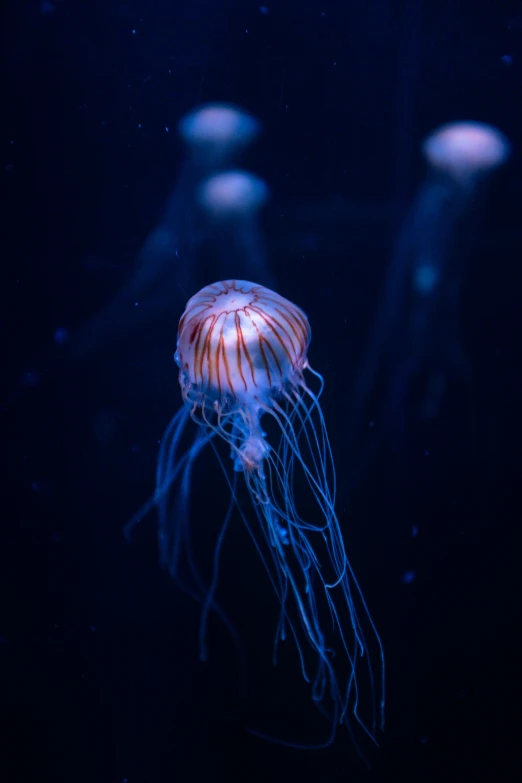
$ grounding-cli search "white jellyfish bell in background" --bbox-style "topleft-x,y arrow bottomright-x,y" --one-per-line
350,120 -> 511,474
71,104 -> 261,359
422,121 -> 510,186
196,170 -> 273,286
179,103 -> 260,168
198,169 -> 269,218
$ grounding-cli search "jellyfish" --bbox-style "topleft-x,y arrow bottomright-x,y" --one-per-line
350,121 -> 510,470
197,170 -> 274,286
71,104 -> 261,360
127,279 -> 384,751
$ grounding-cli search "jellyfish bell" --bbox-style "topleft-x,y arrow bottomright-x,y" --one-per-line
197,171 -> 269,222
422,121 -> 511,184
176,280 -> 306,406
179,103 -> 261,167
179,104 -> 259,147
176,280 -> 308,469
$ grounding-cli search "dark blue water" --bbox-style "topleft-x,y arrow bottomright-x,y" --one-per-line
3,1 -> 521,781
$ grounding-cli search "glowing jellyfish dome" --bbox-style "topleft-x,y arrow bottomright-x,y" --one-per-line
179,104 -> 261,165
197,171 -> 269,220
422,121 -> 511,181
176,279 -> 307,414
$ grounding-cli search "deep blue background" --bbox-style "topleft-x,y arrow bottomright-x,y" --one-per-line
3,1 -> 522,781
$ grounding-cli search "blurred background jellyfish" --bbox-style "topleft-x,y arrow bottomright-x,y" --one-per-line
423,121 -> 510,185
127,279 -> 384,750
350,121 -> 511,471
71,104 -> 261,360
196,170 -> 273,287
